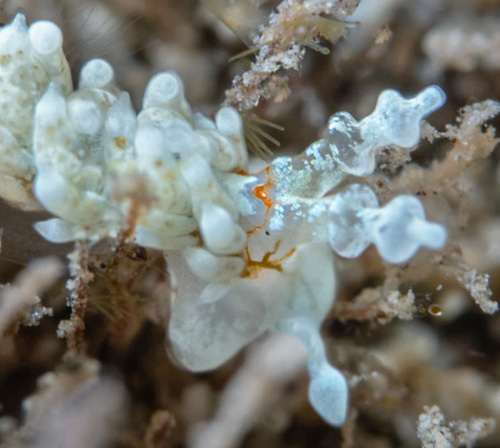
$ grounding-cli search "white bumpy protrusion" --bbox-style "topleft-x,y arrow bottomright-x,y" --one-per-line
34,218 -> 84,243
28,20 -> 72,94
328,184 -> 447,264
199,202 -> 246,255
79,58 -> 115,90
143,71 -> 191,118
214,107 -> 248,170
326,86 -> 446,177
28,21 -> 62,55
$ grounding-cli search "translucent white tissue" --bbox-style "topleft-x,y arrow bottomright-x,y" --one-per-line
308,362 -> 348,426
328,184 -> 447,263
326,86 -> 446,176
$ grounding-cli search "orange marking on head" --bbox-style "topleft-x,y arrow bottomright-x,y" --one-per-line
247,167 -> 275,237
241,168 -> 296,279
253,183 -> 273,207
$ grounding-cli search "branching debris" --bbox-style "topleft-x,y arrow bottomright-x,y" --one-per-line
428,100 -> 500,189
337,288 -> 417,324
453,258 -> 498,315
0,257 -> 63,335
417,405 -> 496,448
57,241 -> 94,355
223,0 -> 360,111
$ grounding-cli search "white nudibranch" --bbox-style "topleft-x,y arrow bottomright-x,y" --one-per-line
0,12 -> 450,427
